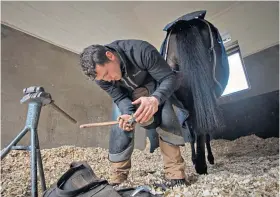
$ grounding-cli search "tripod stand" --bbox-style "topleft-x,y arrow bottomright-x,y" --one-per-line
1,86 -> 77,197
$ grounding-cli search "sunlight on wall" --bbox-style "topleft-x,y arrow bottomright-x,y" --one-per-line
222,52 -> 249,96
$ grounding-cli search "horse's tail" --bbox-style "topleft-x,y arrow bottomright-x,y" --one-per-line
176,23 -> 224,134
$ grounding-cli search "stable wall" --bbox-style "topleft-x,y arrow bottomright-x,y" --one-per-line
1,24 -> 146,150
1,24 -> 278,151
216,44 -> 279,140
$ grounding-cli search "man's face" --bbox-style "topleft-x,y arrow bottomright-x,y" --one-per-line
95,51 -> 122,82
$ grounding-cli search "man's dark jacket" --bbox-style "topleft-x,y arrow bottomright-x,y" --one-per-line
95,40 -> 178,115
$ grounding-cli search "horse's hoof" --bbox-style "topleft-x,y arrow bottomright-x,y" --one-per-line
195,163 -> 207,174
207,154 -> 214,165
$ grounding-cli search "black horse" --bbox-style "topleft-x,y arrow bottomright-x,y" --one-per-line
159,10 -> 230,174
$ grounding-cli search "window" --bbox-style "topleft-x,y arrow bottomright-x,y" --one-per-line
221,42 -> 250,96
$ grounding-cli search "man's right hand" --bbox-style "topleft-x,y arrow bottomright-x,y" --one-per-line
117,114 -> 135,131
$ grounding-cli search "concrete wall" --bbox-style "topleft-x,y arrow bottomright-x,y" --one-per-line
1,24 -> 278,151
215,90 -> 279,140
215,44 -> 279,140
1,24 -> 146,150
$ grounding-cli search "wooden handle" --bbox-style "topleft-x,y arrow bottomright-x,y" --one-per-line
80,121 -> 119,128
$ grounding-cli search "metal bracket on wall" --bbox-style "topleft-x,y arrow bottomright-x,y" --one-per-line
1,86 -> 77,197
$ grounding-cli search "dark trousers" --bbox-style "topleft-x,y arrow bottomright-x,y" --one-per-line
109,95 -> 191,162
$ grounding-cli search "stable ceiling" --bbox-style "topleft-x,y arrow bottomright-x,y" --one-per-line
2,1 -> 279,57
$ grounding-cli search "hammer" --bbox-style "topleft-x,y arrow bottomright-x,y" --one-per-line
79,114 -> 136,129
80,115 -> 136,138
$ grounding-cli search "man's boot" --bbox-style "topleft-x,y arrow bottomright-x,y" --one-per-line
110,159 -> 131,186
159,137 -> 186,187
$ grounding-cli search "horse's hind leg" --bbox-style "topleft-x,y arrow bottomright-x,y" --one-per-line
206,133 -> 214,165
188,124 -> 196,166
195,133 -> 207,174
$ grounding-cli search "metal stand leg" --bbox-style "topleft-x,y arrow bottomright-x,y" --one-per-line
1,86 -> 77,197
31,129 -> 38,197
36,131 -> 46,191
1,127 -> 29,159
24,100 -> 42,197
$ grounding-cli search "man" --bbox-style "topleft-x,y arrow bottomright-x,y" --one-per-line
79,40 -> 187,187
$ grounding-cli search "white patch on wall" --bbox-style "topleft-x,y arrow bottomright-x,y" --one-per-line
222,52 -> 250,96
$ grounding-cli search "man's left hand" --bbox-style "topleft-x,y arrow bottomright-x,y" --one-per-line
132,96 -> 159,124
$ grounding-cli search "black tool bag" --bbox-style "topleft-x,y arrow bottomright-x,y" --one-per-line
42,161 -> 160,197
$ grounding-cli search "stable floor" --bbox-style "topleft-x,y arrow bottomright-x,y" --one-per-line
1,135 -> 279,197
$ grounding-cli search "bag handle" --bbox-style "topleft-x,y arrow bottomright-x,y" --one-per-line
55,163 -> 108,197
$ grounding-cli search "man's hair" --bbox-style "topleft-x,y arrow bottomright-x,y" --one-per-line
80,45 -> 110,80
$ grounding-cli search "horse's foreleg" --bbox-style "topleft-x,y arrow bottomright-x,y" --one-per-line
206,133 -> 214,164
195,133 -> 208,174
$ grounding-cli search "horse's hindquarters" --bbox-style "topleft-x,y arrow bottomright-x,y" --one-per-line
165,19 -> 230,98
